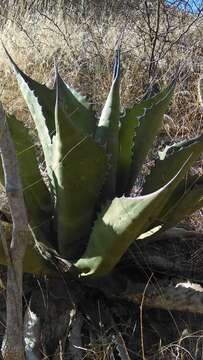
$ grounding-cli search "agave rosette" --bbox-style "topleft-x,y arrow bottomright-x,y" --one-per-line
0,48 -> 202,278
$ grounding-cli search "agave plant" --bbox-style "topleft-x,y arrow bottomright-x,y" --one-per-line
0,48 -> 203,279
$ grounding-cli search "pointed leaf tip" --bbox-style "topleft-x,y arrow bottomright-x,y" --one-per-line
3,47 -> 56,191
54,66 -> 96,136
117,79 -> 176,196
95,51 -> 121,198
53,78 -> 107,258
113,48 -> 121,82
127,79 -> 176,192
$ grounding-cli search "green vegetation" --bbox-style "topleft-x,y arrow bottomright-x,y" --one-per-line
1,48 -> 203,278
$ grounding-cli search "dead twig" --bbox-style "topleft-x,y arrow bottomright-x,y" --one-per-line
140,273 -> 154,360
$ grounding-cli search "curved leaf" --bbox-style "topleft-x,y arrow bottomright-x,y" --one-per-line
75,158 -> 190,277
162,175 -> 203,227
142,134 -> 203,194
4,47 -> 55,188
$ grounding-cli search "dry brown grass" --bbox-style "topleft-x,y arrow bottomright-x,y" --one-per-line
0,2 -> 202,233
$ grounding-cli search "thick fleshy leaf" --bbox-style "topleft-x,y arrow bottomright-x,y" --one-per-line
117,82 -> 175,195
95,50 -> 120,198
162,175 -> 203,227
142,135 -> 203,226
128,79 -> 176,192
0,114 -> 54,243
142,134 -> 203,194
75,159 -> 190,277
0,220 -> 78,276
4,47 -> 55,188
56,69 -> 96,136
117,114 -> 139,196
0,221 -> 54,275
52,74 -> 107,259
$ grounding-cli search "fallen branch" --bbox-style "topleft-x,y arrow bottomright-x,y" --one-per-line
94,272 -> 203,315
124,277 -> 203,314
90,228 -> 203,314
122,228 -> 203,282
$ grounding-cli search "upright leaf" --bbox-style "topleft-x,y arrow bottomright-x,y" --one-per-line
117,114 -> 139,196
117,82 -> 175,195
95,50 -> 120,198
52,73 -> 107,259
56,69 -> 96,136
128,79 -> 176,192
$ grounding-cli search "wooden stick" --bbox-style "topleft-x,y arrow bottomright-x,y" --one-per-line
0,103 -> 28,359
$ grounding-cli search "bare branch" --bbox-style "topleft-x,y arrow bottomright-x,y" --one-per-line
0,103 -> 29,359
126,277 -> 203,315
148,0 -> 161,80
